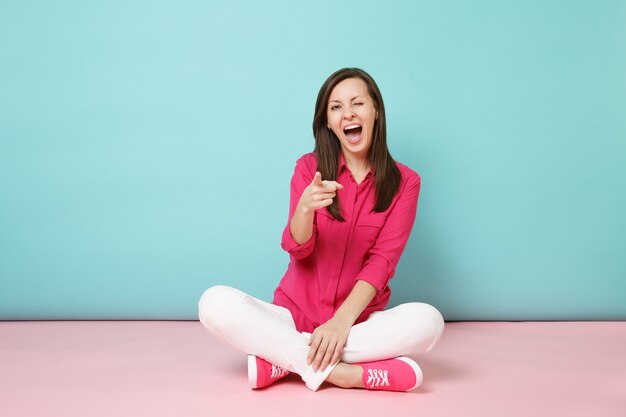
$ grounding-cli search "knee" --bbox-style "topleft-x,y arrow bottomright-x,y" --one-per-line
399,303 -> 445,353
197,285 -> 244,329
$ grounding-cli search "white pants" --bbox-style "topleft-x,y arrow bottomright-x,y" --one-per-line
198,285 -> 444,391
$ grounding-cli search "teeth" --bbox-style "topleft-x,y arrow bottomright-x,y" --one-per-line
344,124 -> 361,131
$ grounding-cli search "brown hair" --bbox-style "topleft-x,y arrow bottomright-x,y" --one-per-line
312,67 -> 401,221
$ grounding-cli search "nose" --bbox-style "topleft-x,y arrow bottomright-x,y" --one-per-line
343,108 -> 356,119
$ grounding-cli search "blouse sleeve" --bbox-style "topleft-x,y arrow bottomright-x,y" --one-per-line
354,172 -> 421,292
280,156 -> 317,260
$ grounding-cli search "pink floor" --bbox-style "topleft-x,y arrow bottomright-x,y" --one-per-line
1,321 -> 624,417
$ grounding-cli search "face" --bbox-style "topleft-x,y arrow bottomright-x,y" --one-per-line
326,77 -> 378,162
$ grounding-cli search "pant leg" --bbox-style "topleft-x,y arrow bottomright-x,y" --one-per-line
337,302 -> 445,364
197,285 -> 336,391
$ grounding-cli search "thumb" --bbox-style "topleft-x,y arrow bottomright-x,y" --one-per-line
312,171 -> 323,186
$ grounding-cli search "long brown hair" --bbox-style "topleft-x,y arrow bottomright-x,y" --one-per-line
313,68 -> 401,221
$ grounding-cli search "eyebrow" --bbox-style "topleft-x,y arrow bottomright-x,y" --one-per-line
328,95 -> 364,104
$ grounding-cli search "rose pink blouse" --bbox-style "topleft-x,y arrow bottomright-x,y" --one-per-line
272,152 -> 421,333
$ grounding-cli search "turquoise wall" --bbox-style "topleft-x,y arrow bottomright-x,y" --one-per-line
1,1 -> 625,320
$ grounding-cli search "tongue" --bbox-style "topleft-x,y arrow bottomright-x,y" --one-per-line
346,127 -> 362,142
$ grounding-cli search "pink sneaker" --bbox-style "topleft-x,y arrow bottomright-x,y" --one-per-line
247,355 -> 289,389
358,356 -> 423,392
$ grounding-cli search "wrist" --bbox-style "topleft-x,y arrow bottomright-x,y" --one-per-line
296,203 -> 314,217
333,310 -> 358,327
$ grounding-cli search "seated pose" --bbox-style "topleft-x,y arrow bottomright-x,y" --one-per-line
198,67 -> 444,392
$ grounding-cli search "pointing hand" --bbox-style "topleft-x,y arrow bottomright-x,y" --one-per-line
297,171 -> 344,213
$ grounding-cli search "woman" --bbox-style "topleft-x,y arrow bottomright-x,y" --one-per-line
199,68 -> 444,392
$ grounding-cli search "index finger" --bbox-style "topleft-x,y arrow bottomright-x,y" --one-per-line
307,335 -> 321,364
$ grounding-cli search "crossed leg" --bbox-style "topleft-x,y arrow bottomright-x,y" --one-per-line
198,285 -> 444,391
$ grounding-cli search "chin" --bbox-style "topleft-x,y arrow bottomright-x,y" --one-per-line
343,144 -> 370,158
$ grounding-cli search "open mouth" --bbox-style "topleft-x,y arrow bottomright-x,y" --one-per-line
343,125 -> 363,143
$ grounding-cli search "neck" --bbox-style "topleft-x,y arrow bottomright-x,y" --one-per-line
342,153 -> 371,176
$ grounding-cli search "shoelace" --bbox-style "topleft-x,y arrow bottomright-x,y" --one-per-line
366,368 -> 390,387
270,364 -> 288,379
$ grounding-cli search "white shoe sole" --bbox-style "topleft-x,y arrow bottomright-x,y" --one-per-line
247,354 -> 258,389
396,356 -> 424,391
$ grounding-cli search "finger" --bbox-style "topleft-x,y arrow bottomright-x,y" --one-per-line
312,171 -> 323,186
316,198 -> 334,208
312,339 -> 330,371
330,339 -> 346,366
314,192 -> 336,201
307,345 -> 316,366
320,339 -> 338,372
307,334 -> 321,364
321,181 -> 344,191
